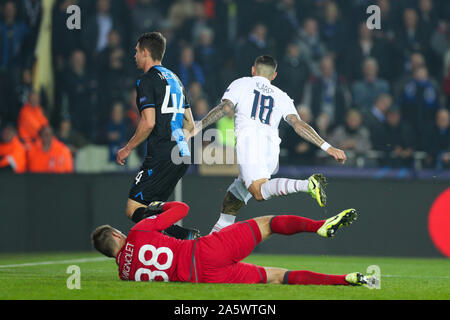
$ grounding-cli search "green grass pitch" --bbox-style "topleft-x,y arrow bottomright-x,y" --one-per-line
0,252 -> 449,300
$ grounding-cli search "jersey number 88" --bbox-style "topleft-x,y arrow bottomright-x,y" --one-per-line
135,244 -> 174,282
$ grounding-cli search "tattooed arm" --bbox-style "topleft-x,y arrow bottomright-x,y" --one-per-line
286,114 -> 347,164
187,99 -> 236,140
200,99 -> 235,129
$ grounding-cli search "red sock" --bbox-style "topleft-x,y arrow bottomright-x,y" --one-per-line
284,270 -> 349,286
270,215 -> 325,235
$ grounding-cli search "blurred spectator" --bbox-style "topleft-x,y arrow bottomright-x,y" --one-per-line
130,0 -> 163,43
20,0 -> 42,67
344,22 -> 388,82
395,8 -> 428,73
62,50 -> 97,141
178,46 -> 205,88
363,94 -> 392,151
98,47 -> 133,137
0,69 -> 14,122
271,0 -> 302,56
237,0 -> 274,37
424,108 -> 450,169
417,0 -> 438,43
445,48 -> 450,109
417,0 -> 440,75
158,19 -> 180,69
394,52 -> 426,99
106,101 -> 132,162
0,1 -> 29,81
399,66 -> 440,149
218,56 -> 237,99
319,1 -> 345,56
192,97 -> 209,121
297,17 -> 328,76
281,105 -> 317,165
237,23 -> 271,77
383,107 -> 415,167
97,29 -> 123,74
275,42 -> 310,105
81,0 -> 125,63
27,126 -> 74,173
5,68 -> 33,124
126,88 -> 140,129
315,112 -> 331,141
187,81 -> 208,106
168,0 -> 197,32
17,91 -> 49,147
0,123 -> 27,173
303,55 -> 350,128
431,24 -> 450,108
56,117 -> 89,157
352,58 -> 390,113
0,1 -> 29,74
375,0 -> 396,39
190,1 -> 213,46
328,109 -> 372,156
52,0 -> 83,72
195,27 -> 220,100
14,68 -> 33,110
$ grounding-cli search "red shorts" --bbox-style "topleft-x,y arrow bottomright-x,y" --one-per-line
194,219 -> 267,284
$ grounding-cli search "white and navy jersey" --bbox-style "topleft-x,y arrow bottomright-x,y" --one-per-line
222,76 -> 299,140
136,65 -> 190,160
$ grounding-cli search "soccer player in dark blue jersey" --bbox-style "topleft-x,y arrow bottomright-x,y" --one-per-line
117,32 -> 197,239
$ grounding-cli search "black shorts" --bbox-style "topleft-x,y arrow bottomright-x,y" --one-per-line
128,158 -> 189,205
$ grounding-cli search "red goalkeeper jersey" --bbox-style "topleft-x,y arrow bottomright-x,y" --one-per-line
115,202 -> 195,282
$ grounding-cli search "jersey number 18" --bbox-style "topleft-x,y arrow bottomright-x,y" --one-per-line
251,90 -> 274,125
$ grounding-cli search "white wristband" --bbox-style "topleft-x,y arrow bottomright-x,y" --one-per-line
320,142 -> 331,152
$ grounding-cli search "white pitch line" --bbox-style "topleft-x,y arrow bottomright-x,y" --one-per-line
0,257 -> 109,269
382,274 -> 450,280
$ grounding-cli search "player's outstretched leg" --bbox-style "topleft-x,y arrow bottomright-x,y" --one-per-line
251,208 -> 357,242
316,209 -> 358,238
258,174 -> 328,207
263,268 -> 377,287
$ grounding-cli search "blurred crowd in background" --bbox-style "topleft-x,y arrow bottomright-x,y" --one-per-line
0,0 -> 450,174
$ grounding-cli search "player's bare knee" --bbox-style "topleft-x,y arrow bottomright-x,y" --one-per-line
254,216 -> 274,241
264,267 -> 288,284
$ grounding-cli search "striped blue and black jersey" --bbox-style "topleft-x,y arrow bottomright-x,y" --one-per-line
136,65 -> 191,160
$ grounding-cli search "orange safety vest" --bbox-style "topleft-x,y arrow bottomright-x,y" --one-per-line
0,136 -> 27,173
17,103 -> 49,147
27,138 -> 74,173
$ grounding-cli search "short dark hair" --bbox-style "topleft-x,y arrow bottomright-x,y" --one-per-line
91,225 -> 118,258
137,32 -> 166,62
254,55 -> 278,71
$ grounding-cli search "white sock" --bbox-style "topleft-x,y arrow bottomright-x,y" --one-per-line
260,178 -> 309,201
210,213 -> 236,234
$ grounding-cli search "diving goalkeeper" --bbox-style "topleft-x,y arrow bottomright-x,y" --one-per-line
91,201 -> 376,287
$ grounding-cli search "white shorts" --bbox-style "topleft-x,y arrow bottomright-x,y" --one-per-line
228,129 -> 280,204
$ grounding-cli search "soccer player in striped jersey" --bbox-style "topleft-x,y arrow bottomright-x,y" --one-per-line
116,32 -> 197,240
